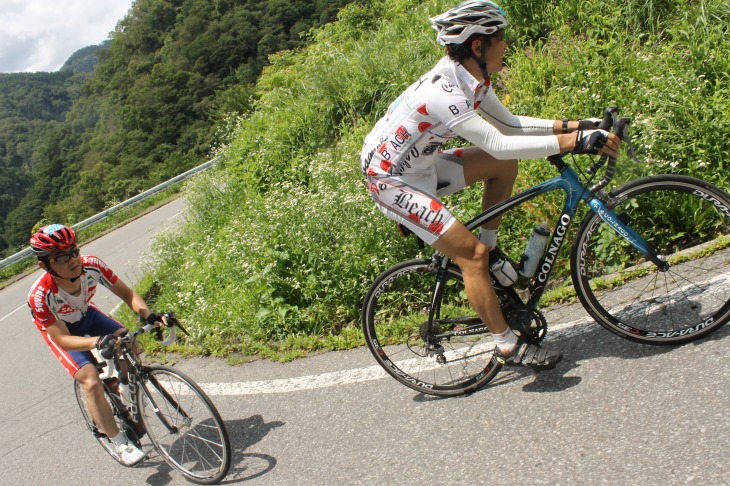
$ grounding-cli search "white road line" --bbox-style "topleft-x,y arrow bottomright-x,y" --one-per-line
197,315 -> 599,397
1,304 -> 26,323
197,271 -> 730,396
201,365 -> 389,396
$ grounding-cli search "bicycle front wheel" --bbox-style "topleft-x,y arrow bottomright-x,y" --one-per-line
139,366 -> 231,484
361,259 -> 501,396
572,175 -> 730,344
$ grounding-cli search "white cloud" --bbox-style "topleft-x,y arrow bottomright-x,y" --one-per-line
0,0 -> 135,73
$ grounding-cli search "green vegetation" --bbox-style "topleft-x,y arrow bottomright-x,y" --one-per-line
131,0 -> 730,360
0,0 -> 355,255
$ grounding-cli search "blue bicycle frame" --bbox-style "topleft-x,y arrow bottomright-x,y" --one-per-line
433,157 -> 667,312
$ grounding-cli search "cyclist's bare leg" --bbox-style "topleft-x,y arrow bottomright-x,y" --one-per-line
75,364 -> 119,439
461,146 -> 518,232
433,220 -> 563,369
432,221 -> 509,334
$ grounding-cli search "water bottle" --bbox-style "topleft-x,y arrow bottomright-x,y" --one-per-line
118,382 -> 132,407
519,222 -> 550,277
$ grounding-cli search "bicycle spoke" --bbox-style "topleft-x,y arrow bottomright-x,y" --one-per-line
362,260 -> 500,396
573,176 -> 730,343
141,367 -> 230,483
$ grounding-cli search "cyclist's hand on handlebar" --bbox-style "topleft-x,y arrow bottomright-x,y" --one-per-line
96,334 -> 118,359
145,312 -> 167,327
573,129 -> 621,158
577,118 -> 602,130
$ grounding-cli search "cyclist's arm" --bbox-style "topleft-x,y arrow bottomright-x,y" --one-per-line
475,90 -> 558,135
45,320 -> 97,352
450,113 -> 577,159
110,279 -> 153,322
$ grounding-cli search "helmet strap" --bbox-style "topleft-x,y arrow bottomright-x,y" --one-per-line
470,37 -> 491,81
42,259 -> 83,283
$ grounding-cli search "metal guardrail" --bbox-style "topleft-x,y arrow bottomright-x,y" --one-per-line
0,157 -> 218,272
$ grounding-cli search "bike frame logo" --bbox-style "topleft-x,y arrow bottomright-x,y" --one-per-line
128,371 -> 140,421
537,213 -> 572,284
693,189 -> 730,219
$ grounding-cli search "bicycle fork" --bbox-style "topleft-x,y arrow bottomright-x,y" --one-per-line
138,371 -> 192,434
585,197 -> 669,271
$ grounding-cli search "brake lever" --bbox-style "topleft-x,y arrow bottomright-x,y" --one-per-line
164,311 -> 190,336
599,106 -> 619,131
624,136 -> 642,164
613,117 -> 642,164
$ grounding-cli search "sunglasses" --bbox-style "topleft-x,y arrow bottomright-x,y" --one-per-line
48,248 -> 80,264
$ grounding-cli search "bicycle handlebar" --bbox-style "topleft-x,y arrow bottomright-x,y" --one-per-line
587,113 -> 631,193
97,311 -> 188,364
96,311 -> 189,379
129,311 -> 189,345
548,106 -> 633,194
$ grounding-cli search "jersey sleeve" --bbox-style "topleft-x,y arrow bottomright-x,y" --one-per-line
451,112 -> 561,160
27,277 -> 57,329
476,89 -> 555,135
425,78 -> 481,129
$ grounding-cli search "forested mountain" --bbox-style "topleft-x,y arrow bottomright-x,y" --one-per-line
0,0 -> 355,254
60,41 -> 110,73
0,70 -> 91,251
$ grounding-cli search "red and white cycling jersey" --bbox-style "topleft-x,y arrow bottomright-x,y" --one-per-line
361,56 -> 560,179
27,255 -> 118,330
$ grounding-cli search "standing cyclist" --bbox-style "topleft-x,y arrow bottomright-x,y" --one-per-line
361,0 -> 620,369
27,224 -> 164,465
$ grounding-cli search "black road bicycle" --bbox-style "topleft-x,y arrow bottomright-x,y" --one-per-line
361,107 -> 730,397
75,312 -> 231,484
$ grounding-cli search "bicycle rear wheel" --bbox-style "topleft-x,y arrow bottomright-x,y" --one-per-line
572,175 -> 730,344
139,366 -> 231,484
361,259 -> 501,396
74,380 -> 142,466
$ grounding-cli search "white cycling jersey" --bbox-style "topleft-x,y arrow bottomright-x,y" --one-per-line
361,56 -> 560,179
361,56 -> 562,244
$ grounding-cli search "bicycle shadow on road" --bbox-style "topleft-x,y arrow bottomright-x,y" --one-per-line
414,321 -> 730,401
519,321 -> 730,394
140,414 -> 285,485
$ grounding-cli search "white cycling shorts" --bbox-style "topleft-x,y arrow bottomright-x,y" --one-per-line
367,148 -> 467,245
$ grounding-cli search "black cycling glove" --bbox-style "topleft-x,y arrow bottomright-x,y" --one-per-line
96,334 -> 117,359
574,129 -> 609,155
577,118 -> 602,130
146,312 -> 166,326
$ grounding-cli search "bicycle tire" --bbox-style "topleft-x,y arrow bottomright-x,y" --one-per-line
74,380 -> 142,466
139,365 -> 231,484
361,259 -> 501,396
571,174 -> 730,344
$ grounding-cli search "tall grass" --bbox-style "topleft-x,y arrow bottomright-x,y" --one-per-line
128,0 -> 730,360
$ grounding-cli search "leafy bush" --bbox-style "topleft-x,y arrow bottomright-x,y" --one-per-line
136,0 -> 730,360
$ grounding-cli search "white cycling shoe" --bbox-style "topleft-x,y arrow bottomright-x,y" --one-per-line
115,442 -> 145,466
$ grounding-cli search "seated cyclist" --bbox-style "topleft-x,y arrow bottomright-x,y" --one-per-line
361,0 -> 620,369
26,224 -> 165,466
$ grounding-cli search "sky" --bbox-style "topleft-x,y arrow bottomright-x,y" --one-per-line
0,0 -> 135,73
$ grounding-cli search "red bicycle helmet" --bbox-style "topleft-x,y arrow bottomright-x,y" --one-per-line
29,224 -> 77,257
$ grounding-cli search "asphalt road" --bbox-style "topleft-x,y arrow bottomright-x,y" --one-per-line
0,199 -> 728,486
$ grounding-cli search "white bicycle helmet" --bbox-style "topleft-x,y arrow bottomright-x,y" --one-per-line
430,1 -> 508,46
